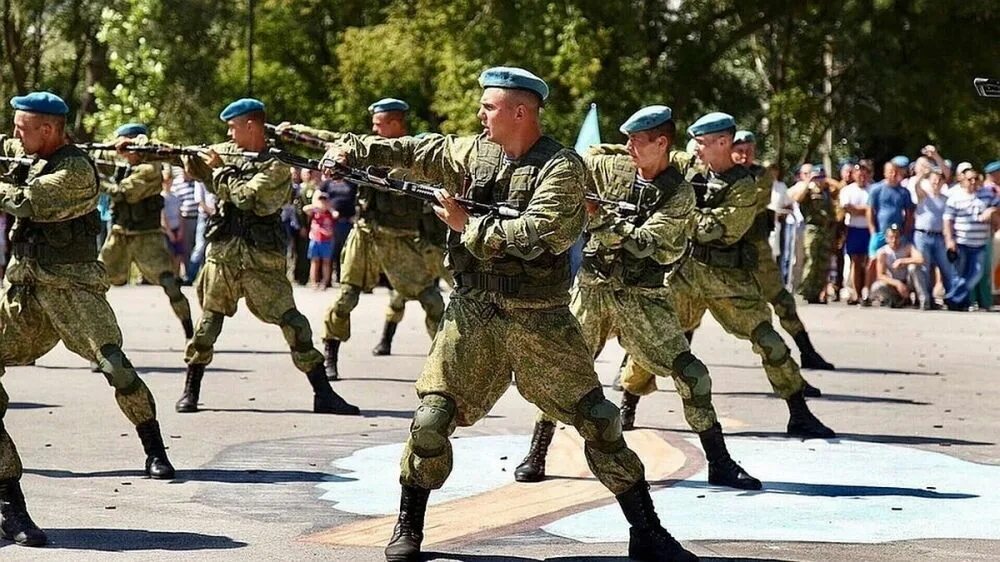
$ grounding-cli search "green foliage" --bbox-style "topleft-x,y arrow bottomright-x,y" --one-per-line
0,0 -> 996,173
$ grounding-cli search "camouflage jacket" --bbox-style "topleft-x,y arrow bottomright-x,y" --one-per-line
0,136 -> 107,290
332,132 -> 586,308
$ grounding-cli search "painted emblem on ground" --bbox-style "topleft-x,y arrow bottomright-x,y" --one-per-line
312,433 -> 999,547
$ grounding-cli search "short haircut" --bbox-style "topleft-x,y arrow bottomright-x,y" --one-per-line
507,88 -> 542,112
643,120 -> 677,143
238,110 -> 266,124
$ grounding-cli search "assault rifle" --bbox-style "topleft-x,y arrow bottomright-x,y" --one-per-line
264,123 -> 328,149
585,194 -> 639,214
79,142 -> 264,160
975,78 -> 1000,98
0,155 -> 34,167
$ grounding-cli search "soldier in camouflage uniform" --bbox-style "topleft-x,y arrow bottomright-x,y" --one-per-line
732,132 -> 833,374
0,93 -> 175,547
96,123 -> 194,339
513,106 -> 760,492
160,98 -> 358,416
278,99 -> 445,378
328,68 -> 697,562
622,112 -> 834,441
789,165 -> 837,304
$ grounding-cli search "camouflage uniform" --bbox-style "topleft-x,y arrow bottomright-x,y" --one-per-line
333,132 -> 646,494
0,137 -> 168,482
540,150 -> 716,431
286,126 -> 444,345
179,142 -> 325,373
95,156 -> 192,332
637,153 -> 809,399
796,180 -> 835,302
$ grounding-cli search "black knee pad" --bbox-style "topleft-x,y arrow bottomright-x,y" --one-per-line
573,388 -> 624,453
410,394 -> 456,458
671,351 -> 712,405
280,308 -> 314,352
192,311 -> 225,352
750,321 -> 791,366
97,343 -> 140,393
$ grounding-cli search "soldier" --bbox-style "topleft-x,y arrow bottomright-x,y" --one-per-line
328,68 -> 698,562
622,112 -> 835,441
789,165 -> 837,304
279,99 -> 445,375
514,106 -> 760,492
0,92 -> 176,547
96,123 -> 194,339
167,98 -> 358,415
731,131 -> 834,374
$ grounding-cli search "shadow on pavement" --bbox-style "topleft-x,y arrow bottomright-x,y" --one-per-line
672,480 -> 977,499
711,391 -> 932,405
39,528 -> 247,551
669,428 -> 994,447
425,554 -> 790,561
341,377 -> 419,383
9,402 -> 61,410
24,467 -> 331,484
706,363 -> 940,376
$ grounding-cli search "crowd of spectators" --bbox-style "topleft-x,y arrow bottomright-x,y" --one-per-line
771,149 -> 1000,312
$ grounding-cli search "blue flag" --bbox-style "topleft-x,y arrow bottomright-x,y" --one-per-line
574,103 -> 600,155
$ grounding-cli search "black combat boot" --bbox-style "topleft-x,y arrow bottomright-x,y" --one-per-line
793,331 -> 835,370
371,321 -> 398,356
324,339 -> 340,381
514,419 -> 556,483
698,423 -> 762,490
786,391 -> 836,439
307,364 -> 360,415
385,484 -> 431,562
620,391 -> 640,431
175,364 -> 204,413
181,318 -> 195,340
135,420 -> 176,479
616,480 -> 699,562
0,479 -> 47,547
802,380 -> 823,398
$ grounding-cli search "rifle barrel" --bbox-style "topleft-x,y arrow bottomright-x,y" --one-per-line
265,123 -> 327,148
0,155 -> 35,167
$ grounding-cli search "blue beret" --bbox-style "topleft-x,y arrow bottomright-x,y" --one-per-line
619,105 -> 673,134
219,98 -> 265,121
890,155 -> 910,168
114,123 -> 149,138
687,112 -> 736,137
368,98 -> 409,114
984,160 -> 1000,174
9,92 -> 69,116
478,67 -> 549,101
733,130 -> 756,145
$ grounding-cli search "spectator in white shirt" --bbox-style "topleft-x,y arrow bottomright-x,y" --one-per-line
838,160 -> 872,304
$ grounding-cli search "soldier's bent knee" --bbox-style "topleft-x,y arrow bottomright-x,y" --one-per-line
280,308 -> 314,352
159,272 -> 183,300
97,344 -> 140,392
193,311 -> 225,351
751,322 -> 790,366
573,388 -> 624,452
419,286 -> 444,316
334,285 -> 362,317
410,394 -> 456,457
671,351 -> 712,400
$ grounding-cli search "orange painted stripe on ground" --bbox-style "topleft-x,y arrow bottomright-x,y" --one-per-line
305,428 -> 687,548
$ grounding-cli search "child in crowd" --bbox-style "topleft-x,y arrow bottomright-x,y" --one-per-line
304,191 -> 336,289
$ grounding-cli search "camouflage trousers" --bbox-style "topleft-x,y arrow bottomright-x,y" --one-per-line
0,283 -> 158,480
541,283 -> 717,432
400,295 -> 645,495
384,240 -> 452,327
325,226 -> 443,341
664,285 -> 806,399
750,237 -> 805,337
99,227 -> 192,324
798,224 -> 834,302
185,249 -> 324,373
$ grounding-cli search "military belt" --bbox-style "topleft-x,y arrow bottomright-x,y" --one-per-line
690,243 -> 744,269
12,240 -> 97,265
456,272 -> 522,295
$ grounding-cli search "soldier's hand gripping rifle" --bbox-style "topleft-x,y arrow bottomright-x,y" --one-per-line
0,155 -> 34,184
